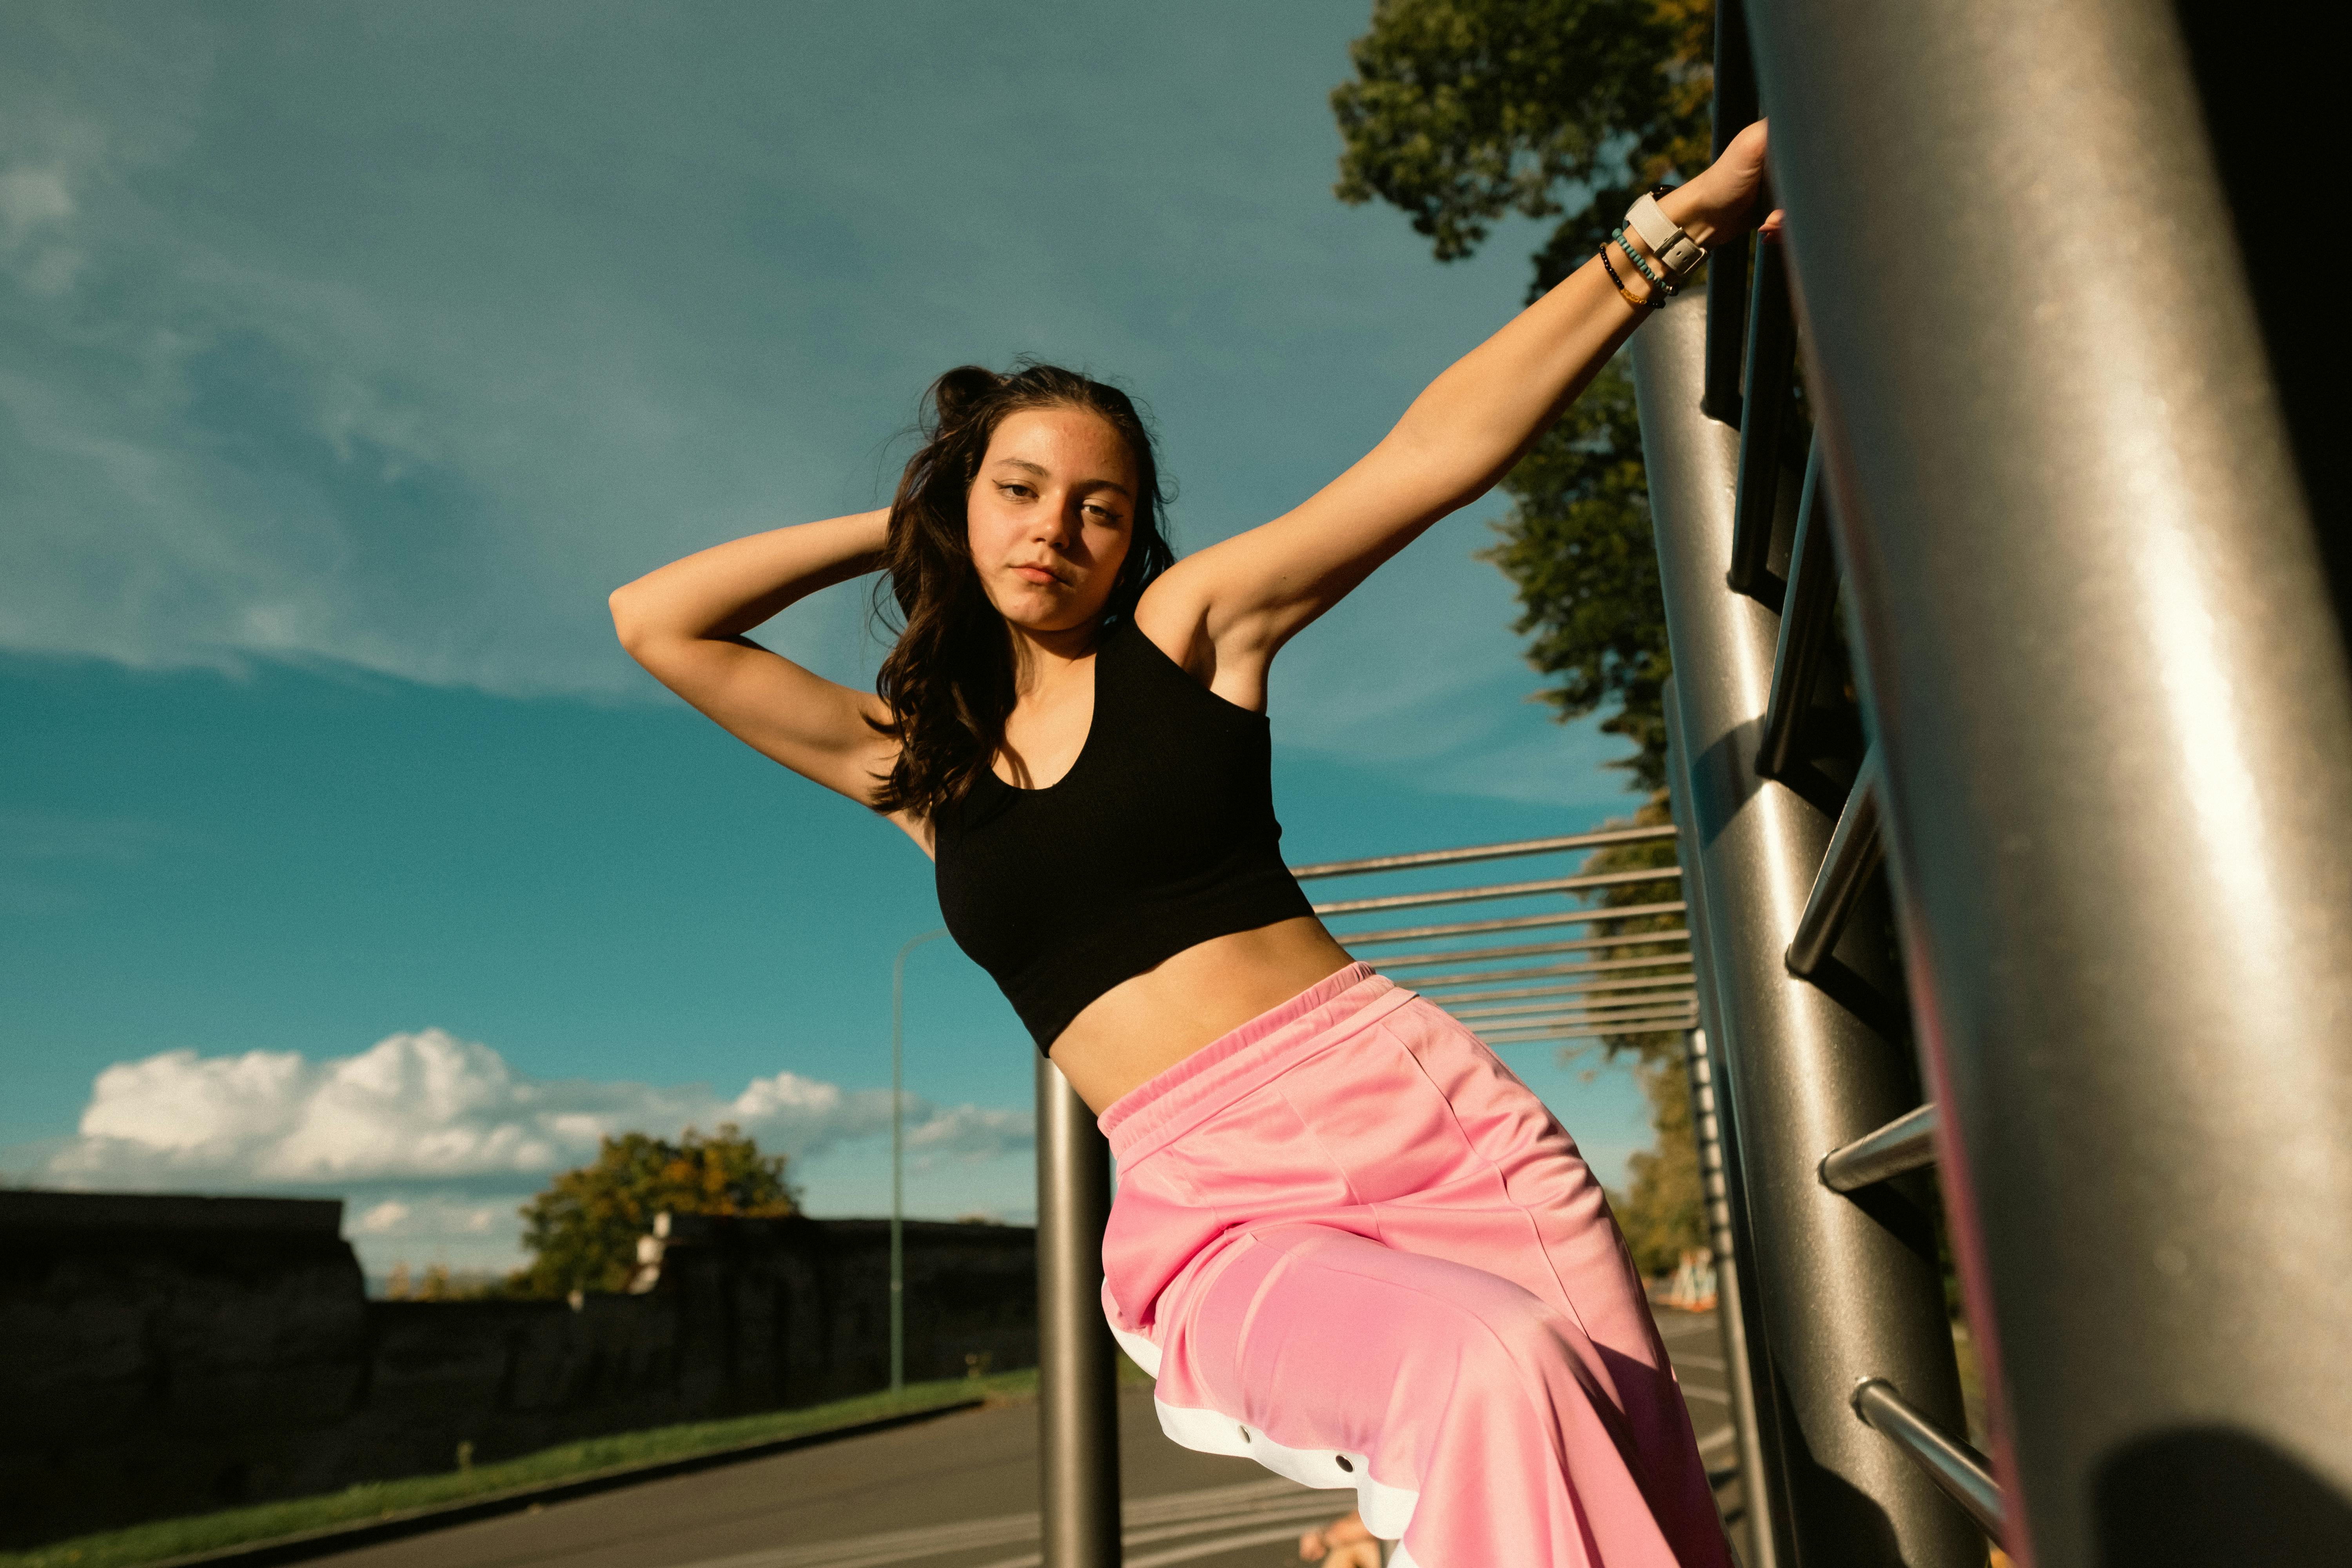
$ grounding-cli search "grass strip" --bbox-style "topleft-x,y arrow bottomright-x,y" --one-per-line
5,1368 -> 1043,1568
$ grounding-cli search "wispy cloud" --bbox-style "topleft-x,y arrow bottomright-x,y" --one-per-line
0,4 -> 1616,806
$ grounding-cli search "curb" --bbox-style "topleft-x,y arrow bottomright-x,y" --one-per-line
142,1398 -> 988,1568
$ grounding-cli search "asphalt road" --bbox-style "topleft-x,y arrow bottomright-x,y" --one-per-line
311,1308 -> 1742,1568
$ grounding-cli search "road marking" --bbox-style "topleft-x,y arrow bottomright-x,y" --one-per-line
1680,1385 -> 1731,1404
1696,1425 -> 1738,1453
1129,1522 -> 1340,1568
660,1478 -> 1337,1568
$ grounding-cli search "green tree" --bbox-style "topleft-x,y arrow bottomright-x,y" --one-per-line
1333,0 -> 1715,792
1480,362 -> 1666,791
511,1125 -> 798,1298
1334,0 -> 1720,1271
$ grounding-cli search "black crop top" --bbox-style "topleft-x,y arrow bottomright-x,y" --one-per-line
932,618 -> 1317,1050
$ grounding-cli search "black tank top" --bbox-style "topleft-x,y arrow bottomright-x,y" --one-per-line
932,618 -> 1317,1051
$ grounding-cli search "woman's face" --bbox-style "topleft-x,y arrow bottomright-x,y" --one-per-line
966,406 -> 1139,635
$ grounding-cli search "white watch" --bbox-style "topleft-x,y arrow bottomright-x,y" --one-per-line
1626,190 -> 1708,288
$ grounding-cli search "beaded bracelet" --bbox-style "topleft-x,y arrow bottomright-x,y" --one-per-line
1613,225 -> 1673,298
1598,245 -> 1656,309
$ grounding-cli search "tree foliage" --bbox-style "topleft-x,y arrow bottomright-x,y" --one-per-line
1333,0 -> 1715,288
511,1125 -> 797,1298
1334,0 -> 1713,790
1479,361 -> 1667,791
1335,0 -> 1724,1274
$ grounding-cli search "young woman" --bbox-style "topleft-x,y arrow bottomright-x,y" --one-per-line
612,122 -> 1774,1567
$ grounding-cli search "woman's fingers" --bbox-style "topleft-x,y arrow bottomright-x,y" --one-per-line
1303,1511 -> 1381,1567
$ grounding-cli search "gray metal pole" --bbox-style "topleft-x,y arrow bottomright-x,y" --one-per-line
1633,294 -> 1980,1568
1746,0 -> 2352,1558
1682,1027 -> 1780,1568
890,927 -> 946,1393
1666,684 -> 1792,1568
1036,1055 -> 1120,1568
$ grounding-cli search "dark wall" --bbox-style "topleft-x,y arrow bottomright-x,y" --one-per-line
0,1192 -> 1036,1548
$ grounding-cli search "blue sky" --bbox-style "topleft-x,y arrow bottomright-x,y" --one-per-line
1,2 -> 1657,1273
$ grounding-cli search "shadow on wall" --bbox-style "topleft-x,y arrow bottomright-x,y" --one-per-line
0,1191 -> 1037,1548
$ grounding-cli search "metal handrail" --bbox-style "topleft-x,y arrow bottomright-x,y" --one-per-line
1372,930 -> 1693,969
1339,901 -> 1687,946
1425,966 -> 1696,1005
1290,824 -> 1677,879
1309,866 -> 1678,918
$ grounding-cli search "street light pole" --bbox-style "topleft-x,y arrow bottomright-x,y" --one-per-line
891,926 -> 947,1392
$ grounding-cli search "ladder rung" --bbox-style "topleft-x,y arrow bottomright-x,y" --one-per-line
1727,237 -> 1797,602
1851,1377 -> 2007,1544
1757,431 -> 1840,780
1785,744 -> 1886,976
1819,1102 -> 1938,1191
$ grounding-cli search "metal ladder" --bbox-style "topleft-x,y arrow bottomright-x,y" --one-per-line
1634,1 -> 2352,1563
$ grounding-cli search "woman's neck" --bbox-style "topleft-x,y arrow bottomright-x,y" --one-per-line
1009,616 -> 1105,695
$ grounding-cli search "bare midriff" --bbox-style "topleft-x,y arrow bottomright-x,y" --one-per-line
1045,915 -> 1357,1114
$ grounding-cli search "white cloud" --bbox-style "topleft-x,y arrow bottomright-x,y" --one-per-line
45,1027 -> 1031,1191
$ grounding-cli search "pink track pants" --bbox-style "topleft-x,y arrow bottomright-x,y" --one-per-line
1098,963 -> 1732,1568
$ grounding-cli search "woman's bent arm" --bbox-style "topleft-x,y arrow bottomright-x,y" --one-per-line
609,510 -> 900,809
1143,123 -> 1772,704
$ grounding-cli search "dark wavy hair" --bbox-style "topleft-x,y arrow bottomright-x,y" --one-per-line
867,362 -> 1175,820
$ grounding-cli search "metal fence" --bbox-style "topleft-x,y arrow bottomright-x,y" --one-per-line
1032,830 -> 1703,1567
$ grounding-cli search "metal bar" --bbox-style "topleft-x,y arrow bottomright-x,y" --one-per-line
1483,1012 -> 1701,1038
1726,235 -> 1797,603
1702,0 -> 1757,426
1392,955 -> 1693,988
1422,965 -> 1696,1005
1035,1057 -> 1119,1568
1635,293 -> 1979,1568
1749,4 -> 2352,1556
1666,698 -> 1791,1568
1685,1027 -> 1781,1568
1336,900 -> 1687,947
1370,929 -> 1692,969
1289,825 -> 1676,880
1819,1102 -> 1938,1193
1450,988 -> 1699,1023
1755,431 -> 1838,780
1851,1379 -> 2006,1545
1311,866 -> 1678,918
1783,743 -> 1886,978
1481,1013 -> 1702,1042
1405,954 -> 1692,992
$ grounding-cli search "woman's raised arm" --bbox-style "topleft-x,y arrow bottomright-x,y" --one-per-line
608,510 -> 902,812
1139,123 -> 1773,708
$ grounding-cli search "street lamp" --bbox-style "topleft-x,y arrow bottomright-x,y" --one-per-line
891,926 -> 947,1392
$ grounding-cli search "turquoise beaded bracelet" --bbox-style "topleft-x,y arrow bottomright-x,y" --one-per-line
1613,226 -> 1673,298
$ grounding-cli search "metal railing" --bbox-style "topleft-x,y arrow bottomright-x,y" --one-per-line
1632,2 -> 2352,1564
1294,828 -> 1697,1041
1032,829 -> 1702,1568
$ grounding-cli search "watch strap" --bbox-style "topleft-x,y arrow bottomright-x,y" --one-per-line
1627,192 -> 1706,282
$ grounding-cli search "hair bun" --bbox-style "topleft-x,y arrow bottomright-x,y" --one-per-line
927,365 -> 1005,433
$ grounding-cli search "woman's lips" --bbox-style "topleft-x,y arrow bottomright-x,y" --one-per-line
1013,565 -> 1061,585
